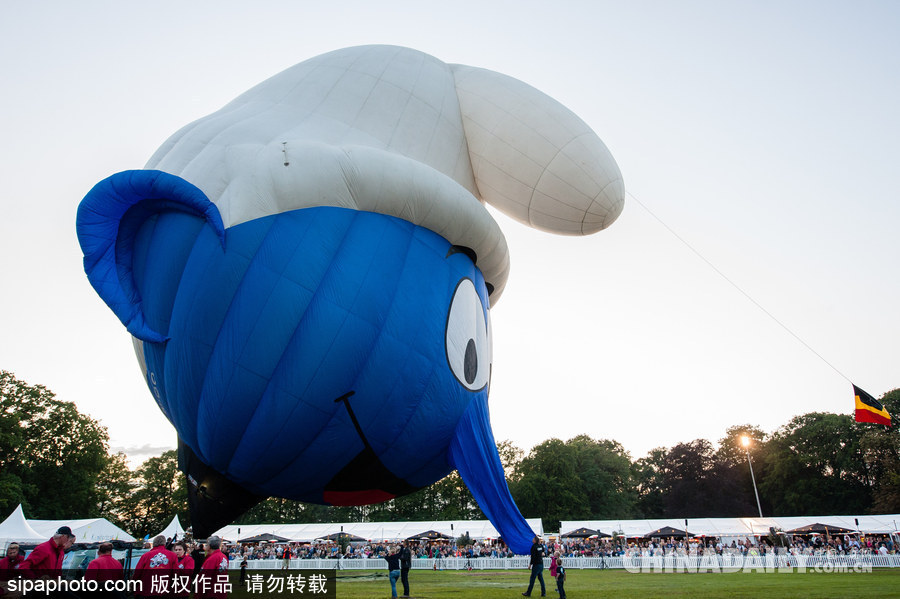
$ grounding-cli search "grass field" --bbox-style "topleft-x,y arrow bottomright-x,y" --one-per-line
226,568 -> 900,598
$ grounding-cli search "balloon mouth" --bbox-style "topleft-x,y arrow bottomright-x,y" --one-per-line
323,489 -> 397,506
323,392 -> 420,504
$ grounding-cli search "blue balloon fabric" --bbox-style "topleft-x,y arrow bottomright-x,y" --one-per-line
77,170 -> 533,552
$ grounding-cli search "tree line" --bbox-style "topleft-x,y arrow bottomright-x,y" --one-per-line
1,370 -> 898,537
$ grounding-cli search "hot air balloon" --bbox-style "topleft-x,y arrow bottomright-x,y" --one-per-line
76,45 -> 623,554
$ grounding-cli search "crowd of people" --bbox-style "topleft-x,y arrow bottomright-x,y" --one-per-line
1,525 -> 897,598
221,531 -> 898,566
226,537 -> 519,562
552,534 -> 898,558
0,528 -> 234,598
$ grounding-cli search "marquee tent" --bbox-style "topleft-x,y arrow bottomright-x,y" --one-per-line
645,526 -> 692,538
154,515 -> 186,541
237,533 -> 290,544
319,532 -> 366,543
406,530 -> 452,541
786,523 -> 856,535
29,517 -> 134,543
560,527 -> 601,538
562,514 -> 900,540
0,505 -> 44,547
215,519 -> 544,545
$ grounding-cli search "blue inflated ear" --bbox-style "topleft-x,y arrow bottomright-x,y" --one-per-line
76,170 -> 225,342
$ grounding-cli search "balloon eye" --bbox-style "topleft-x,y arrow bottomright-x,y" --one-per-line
446,278 -> 491,391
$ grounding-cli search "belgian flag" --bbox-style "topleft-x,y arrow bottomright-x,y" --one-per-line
853,384 -> 891,426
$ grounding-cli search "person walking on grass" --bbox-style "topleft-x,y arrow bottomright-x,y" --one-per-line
555,552 -> 566,599
522,535 -> 546,597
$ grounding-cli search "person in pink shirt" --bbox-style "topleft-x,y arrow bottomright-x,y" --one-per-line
133,535 -> 177,597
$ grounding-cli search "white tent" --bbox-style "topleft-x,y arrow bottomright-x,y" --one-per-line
215,518 -> 544,545
154,515 -> 185,541
0,505 -> 45,547
562,514 -> 900,540
29,517 -> 134,543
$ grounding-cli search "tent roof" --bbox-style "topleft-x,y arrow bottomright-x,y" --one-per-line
29,517 -> 134,543
154,515 -> 185,541
785,523 -> 856,535
561,527 -> 599,538
645,526 -> 691,538
0,505 -> 45,546
238,533 -> 290,543
214,518 -> 544,545
406,530 -> 452,541
562,514 -> 900,538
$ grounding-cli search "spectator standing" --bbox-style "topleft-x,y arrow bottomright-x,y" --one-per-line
522,535 -> 546,597
133,534 -> 177,597
399,541 -> 412,597
0,542 -> 23,572
555,554 -> 566,599
173,541 -> 195,598
195,536 -> 230,599
191,542 -> 206,578
384,546 -> 401,598
239,556 -> 248,587
0,542 -> 24,597
85,542 -> 125,598
17,526 -> 74,577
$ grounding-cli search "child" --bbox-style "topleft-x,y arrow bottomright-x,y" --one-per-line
555,552 -> 566,599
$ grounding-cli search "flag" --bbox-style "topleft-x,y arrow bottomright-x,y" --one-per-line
853,384 -> 891,426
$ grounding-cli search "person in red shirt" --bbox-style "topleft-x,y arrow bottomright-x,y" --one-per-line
133,535 -> 177,597
0,542 -> 25,595
85,542 -> 125,598
195,536 -> 230,599
0,542 -> 24,573
85,542 -> 123,583
172,540 -> 195,598
17,526 -> 74,578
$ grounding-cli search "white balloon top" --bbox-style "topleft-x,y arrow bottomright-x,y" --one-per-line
145,45 -> 623,303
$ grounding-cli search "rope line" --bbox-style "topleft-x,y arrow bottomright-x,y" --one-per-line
626,190 -> 852,385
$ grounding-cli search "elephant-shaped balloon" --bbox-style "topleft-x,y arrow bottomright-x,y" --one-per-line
76,46 -> 623,552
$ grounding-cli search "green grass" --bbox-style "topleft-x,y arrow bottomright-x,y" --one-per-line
226,568 -> 900,598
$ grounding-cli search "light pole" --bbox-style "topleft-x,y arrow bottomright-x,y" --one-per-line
741,436 -> 763,518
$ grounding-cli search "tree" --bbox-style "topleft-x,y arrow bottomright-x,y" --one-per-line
757,412 -> 870,515
95,452 -> 136,528
0,371 -> 109,518
716,425 -> 766,468
124,450 -> 188,537
510,436 -> 636,530
633,448 -> 667,518
857,388 -> 900,512
634,438 -> 754,518
497,439 -> 524,478
568,435 -> 635,519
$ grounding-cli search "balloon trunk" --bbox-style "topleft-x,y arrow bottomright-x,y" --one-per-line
449,394 -> 534,555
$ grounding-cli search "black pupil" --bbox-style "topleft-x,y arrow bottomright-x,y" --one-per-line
464,338 -> 478,384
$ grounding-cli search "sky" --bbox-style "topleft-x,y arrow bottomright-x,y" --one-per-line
1,1 -> 898,467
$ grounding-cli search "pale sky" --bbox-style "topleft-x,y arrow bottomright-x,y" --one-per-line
1,1 -> 898,467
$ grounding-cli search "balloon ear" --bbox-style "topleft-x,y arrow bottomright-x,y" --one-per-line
452,65 -> 624,235
76,170 -> 225,342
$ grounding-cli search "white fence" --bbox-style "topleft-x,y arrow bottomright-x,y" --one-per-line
233,554 -> 900,571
